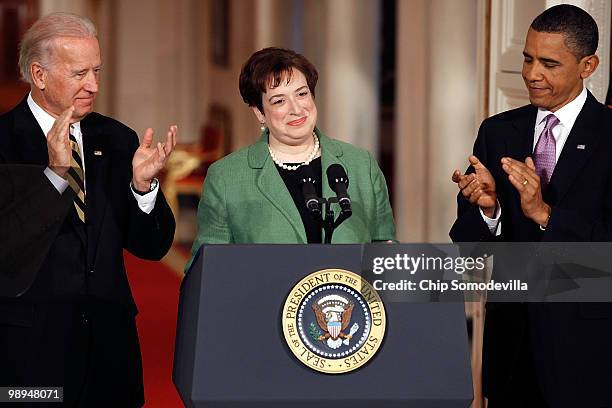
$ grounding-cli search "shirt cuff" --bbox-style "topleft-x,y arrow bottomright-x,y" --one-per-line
44,167 -> 69,194
130,181 -> 159,214
479,201 -> 502,236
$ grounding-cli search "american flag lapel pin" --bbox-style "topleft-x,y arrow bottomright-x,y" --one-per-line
94,150 -> 103,156
577,144 -> 586,150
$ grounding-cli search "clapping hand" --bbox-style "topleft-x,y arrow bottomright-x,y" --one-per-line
47,107 -> 75,178
452,155 -> 497,217
501,157 -> 550,227
132,125 -> 178,192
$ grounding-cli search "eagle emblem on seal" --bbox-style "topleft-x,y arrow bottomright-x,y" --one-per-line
311,294 -> 360,349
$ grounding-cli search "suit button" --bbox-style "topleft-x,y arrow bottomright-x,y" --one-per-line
89,269 -> 94,274
81,312 -> 89,325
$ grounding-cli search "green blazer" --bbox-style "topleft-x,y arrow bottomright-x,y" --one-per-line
186,128 -> 396,269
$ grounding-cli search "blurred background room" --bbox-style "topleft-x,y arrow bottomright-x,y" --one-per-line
1,0 -> 610,406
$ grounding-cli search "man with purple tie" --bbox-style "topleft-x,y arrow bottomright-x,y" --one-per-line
451,5 -> 612,408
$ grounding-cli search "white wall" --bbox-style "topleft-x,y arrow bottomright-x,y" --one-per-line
111,0 -> 200,141
427,0 -> 478,242
40,0 -> 87,17
395,0 -> 479,242
320,0 -> 380,154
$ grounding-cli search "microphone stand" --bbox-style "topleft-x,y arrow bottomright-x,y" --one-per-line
308,197 -> 352,244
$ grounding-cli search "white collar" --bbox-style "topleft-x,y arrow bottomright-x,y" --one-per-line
535,87 -> 587,132
27,93 -> 82,137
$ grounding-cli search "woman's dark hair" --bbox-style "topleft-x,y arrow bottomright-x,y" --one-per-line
531,4 -> 598,60
239,47 -> 318,113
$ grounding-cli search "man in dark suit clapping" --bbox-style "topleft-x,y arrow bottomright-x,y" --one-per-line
0,12 -> 176,407
451,5 -> 612,408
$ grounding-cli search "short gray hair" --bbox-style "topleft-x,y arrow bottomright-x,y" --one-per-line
18,12 -> 97,84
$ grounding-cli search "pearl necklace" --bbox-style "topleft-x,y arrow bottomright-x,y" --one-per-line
268,132 -> 320,171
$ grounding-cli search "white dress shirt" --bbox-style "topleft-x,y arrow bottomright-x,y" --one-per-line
481,87 -> 588,234
27,93 -> 158,214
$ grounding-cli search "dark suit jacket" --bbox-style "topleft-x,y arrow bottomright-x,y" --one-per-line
0,164 -> 73,297
0,97 -> 175,406
450,91 -> 612,407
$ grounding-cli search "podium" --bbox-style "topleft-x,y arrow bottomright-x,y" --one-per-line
174,245 -> 472,408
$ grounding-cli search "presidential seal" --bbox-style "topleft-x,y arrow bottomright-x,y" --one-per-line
282,269 -> 386,374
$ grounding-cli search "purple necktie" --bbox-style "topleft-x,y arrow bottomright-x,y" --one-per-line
533,114 -> 559,188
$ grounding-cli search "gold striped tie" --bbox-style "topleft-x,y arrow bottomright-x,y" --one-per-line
67,126 -> 86,223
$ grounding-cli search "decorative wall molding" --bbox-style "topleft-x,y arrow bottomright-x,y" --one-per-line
587,0 -> 610,102
495,72 -> 530,111
546,0 -> 610,102
490,0 -> 611,114
489,0 -> 541,114
498,0 -> 544,73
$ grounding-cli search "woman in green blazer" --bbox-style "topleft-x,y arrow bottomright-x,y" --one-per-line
187,48 -> 395,268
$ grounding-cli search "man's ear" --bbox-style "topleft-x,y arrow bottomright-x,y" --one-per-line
30,62 -> 47,90
580,54 -> 599,79
251,106 -> 265,124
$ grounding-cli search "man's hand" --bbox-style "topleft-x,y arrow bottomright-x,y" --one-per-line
501,157 -> 551,227
47,107 -> 75,178
452,155 -> 497,217
132,125 -> 177,192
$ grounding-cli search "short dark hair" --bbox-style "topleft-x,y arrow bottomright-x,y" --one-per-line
239,47 -> 318,113
531,4 -> 598,60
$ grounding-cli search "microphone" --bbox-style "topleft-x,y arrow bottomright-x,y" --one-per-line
326,164 -> 351,214
297,165 -> 321,217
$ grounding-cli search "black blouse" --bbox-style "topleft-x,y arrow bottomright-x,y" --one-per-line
274,157 -> 323,243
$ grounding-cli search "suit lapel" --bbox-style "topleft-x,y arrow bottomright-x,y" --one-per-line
508,105 -> 537,162
81,115 -> 110,263
250,131 -> 307,243
12,98 -> 49,165
546,92 -> 602,204
12,98 -> 87,245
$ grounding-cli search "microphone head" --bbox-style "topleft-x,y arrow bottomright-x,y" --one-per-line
326,164 -> 349,190
297,165 -> 321,217
297,164 -> 317,185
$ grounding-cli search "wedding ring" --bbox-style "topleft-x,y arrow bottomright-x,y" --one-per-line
522,179 -> 528,186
